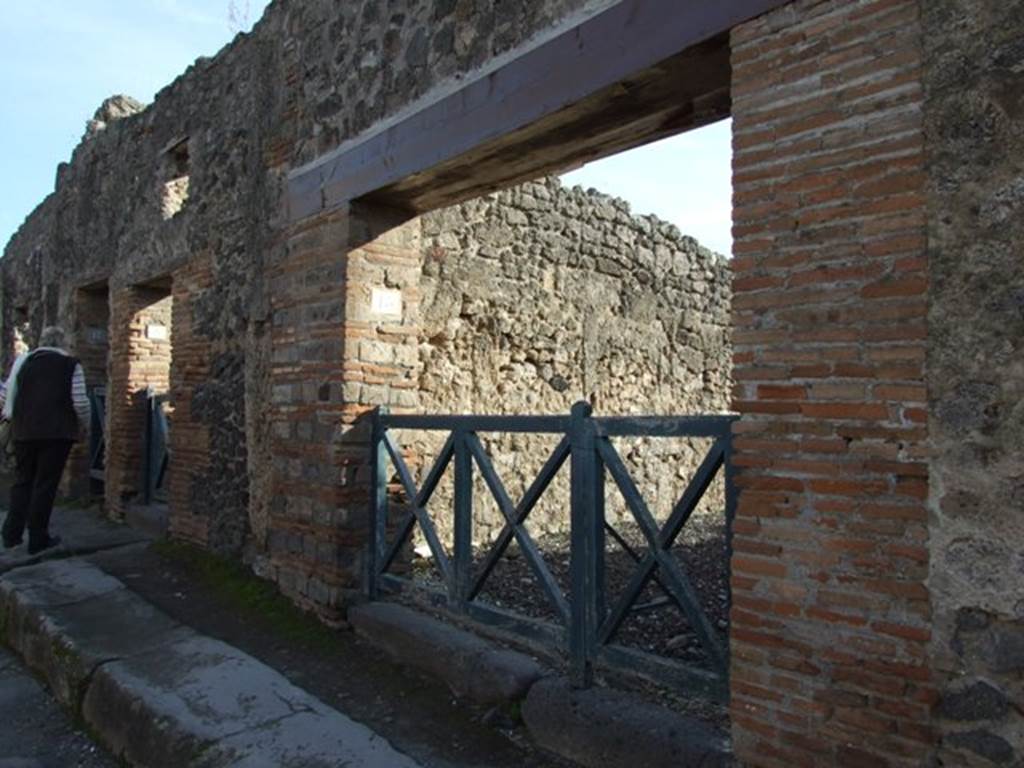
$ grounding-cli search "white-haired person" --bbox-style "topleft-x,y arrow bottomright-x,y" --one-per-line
0,326 -> 90,554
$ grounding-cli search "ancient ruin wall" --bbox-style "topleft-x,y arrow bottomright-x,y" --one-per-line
0,0 -> 624,586
415,177 -> 731,542
1,1 -> 1019,761
924,1 -> 1024,762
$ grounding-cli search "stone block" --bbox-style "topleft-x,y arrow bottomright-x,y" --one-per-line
349,602 -> 544,705
946,729 -> 1016,765
522,676 -> 730,768
81,631 -> 421,768
940,681 -> 1011,721
989,620 -> 1024,674
1,560 -> 184,712
360,339 -> 395,364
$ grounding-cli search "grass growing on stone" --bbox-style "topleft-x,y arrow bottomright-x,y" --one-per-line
151,540 -> 339,652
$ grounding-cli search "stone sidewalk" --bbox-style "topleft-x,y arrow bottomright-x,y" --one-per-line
0,513 -> 422,768
0,505 -> 147,576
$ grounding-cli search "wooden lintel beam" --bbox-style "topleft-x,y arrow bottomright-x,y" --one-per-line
287,0 -> 793,221
370,37 -> 732,212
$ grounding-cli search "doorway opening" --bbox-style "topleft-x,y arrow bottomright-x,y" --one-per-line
108,276 -> 174,533
282,0 -> 774,740
372,120 -> 734,720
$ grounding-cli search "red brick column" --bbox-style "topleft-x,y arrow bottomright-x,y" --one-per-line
63,286 -> 110,499
106,285 -> 173,518
266,204 -> 421,622
166,257 -> 213,546
729,1 -> 933,764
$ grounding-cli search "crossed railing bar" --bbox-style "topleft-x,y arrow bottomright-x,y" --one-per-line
596,435 -> 728,672
367,401 -> 738,697
88,386 -> 107,482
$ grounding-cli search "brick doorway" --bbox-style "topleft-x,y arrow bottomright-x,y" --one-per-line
270,1 -> 740,617
106,276 -> 174,530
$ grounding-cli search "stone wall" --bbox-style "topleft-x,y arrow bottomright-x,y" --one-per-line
923,1 -> 1024,763
415,177 -> 731,542
2,1 -> 1021,762
1,198 -> 51,365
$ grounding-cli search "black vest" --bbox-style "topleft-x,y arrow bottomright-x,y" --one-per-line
12,351 -> 80,441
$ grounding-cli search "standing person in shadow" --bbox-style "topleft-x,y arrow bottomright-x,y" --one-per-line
0,326 -> 90,554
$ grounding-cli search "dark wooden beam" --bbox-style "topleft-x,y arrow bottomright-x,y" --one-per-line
368,35 -> 730,213
287,0 -> 792,220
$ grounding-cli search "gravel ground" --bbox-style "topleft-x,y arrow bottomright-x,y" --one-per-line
0,646 -> 116,768
412,509 -> 730,668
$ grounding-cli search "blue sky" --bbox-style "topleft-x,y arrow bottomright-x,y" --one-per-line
0,1 -> 732,256
0,1 -> 270,249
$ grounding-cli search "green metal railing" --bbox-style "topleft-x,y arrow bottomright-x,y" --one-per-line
367,401 -> 738,699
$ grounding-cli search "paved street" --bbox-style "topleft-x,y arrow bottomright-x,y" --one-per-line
0,645 -> 116,768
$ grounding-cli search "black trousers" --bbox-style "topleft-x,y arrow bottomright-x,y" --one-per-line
3,439 -> 72,547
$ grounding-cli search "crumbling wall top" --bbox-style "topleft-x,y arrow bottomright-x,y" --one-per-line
84,94 -> 146,139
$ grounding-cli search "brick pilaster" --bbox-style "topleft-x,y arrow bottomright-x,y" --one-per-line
266,203 -> 420,621
166,257 -> 213,546
63,286 -> 110,500
729,1 -> 933,764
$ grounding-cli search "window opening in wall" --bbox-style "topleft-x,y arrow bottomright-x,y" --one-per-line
12,305 -> 30,356
160,137 -> 190,220
372,116 -> 734,708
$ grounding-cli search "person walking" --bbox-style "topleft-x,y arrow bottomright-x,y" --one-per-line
0,326 -> 90,554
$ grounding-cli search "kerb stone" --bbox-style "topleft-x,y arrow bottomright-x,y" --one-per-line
522,676 -> 731,768
349,601 -> 545,705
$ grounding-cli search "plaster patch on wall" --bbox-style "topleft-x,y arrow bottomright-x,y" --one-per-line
370,287 -> 403,317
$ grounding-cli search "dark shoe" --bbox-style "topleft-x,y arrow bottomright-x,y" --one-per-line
2,536 -> 22,549
27,534 -> 61,555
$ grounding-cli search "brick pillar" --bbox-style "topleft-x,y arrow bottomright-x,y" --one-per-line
267,203 -> 421,622
167,257 -> 213,546
106,285 -> 174,519
63,286 -> 110,499
729,1 -> 933,765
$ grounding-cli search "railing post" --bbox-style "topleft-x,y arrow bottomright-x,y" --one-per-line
453,430 -> 473,609
569,400 -> 603,687
89,387 -> 106,483
142,386 -> 154,505
722,420 -> 738,640
367,406 -> 388,600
